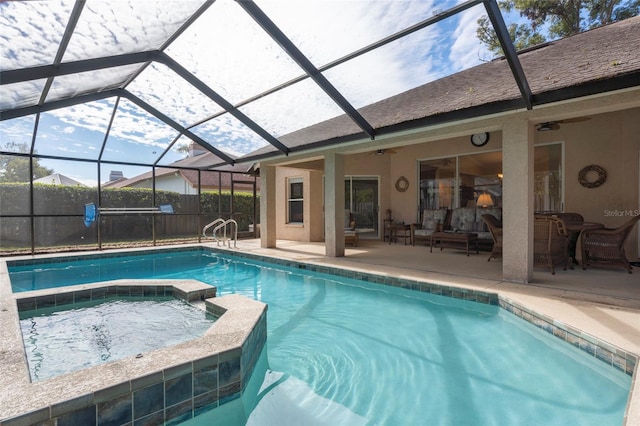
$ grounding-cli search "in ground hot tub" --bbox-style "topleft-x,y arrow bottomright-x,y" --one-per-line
20,296 -> 217,381
1,280 -> 267,426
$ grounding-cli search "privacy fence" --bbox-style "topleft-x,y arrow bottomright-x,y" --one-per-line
0,183 -> 259,255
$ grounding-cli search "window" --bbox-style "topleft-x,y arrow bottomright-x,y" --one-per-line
419,157 -> 456,211
418,145 -> 563,214
288,177 -> 303,223
419,152 -> 502,210
459,151 -> 503,209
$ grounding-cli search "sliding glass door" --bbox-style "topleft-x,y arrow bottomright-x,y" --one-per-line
418,152 -> 502,211
418,144 -> 563,214
534,143 -> 562,212
345,176 -> 379,236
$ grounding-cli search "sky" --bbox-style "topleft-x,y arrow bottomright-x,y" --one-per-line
0,0 -> 495,187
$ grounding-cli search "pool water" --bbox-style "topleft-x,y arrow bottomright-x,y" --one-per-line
8,250 -> 632,424
19,297 -> 215,381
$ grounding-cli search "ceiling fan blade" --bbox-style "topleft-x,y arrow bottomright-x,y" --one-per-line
537,122 -> 559,131
558,117 -> 591,124
369,148 -> 398,155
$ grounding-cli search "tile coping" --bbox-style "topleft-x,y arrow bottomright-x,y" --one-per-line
0,276 -> 267,425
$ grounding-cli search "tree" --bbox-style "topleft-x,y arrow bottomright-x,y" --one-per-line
0,142 -> 54,182
477,0 -> 640,57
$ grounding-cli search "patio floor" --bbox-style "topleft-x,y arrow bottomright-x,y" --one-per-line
230,237 -> 640,424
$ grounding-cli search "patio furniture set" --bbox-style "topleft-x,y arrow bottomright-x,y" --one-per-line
408,207 -> 640,274
410,206 -> 501,255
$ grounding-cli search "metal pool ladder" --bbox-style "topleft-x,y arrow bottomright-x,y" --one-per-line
203,218 -> 238,248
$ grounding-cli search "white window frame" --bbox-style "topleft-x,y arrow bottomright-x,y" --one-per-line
287,177 -> 304,224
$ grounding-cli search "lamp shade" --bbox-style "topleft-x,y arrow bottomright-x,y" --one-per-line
477,193 -> 494,207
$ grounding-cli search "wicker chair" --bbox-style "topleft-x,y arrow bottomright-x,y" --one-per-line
534,215 -> 569,274
554,213 -> 584,264
581,215 -> 640,273
481,214 -> 502,261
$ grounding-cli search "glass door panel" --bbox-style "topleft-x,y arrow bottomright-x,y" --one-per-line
458,151 -> 503,208
534,143 -> 563,212
419,157 -> 455,211
345,177 -> 378,235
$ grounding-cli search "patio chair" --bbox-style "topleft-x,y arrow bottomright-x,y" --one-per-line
581,215 -> 640,273
534,215 -> 569,275
345,210 -> 358,246
481,214 -> 502,261
554,213 -> 584,264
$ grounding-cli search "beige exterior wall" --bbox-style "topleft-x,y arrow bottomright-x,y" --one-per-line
537,107 -> 640,258
275,167 -> 324,242
266,105 -> 640,260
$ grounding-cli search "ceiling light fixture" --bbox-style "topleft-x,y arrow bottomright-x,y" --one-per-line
537,122 -> 557,131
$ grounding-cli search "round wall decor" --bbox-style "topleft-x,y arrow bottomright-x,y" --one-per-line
395,176 -> 409,192
578,164 -> 607,188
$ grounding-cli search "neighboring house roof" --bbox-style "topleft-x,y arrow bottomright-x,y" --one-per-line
240,16 -> 640,161
103,152 -> 258,190
33,173 -> 85,187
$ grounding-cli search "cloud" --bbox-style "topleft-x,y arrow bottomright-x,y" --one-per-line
450,4 -> 492,69
0,1 -> 73,70
2,0 -> 495,163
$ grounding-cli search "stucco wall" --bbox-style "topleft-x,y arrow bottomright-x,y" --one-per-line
537,108 -> 640,258
270,107 -> 639,258
275,167 -> 325,242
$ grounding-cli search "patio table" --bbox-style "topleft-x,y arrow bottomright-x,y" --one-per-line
387,223 -> 411,245
565,222 -> 604,265
430,231 -> 479,256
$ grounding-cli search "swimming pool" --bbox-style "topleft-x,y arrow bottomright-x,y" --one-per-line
6,248 -> 634,424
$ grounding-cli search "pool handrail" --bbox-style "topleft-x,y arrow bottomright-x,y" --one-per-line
203,218 -> 238,248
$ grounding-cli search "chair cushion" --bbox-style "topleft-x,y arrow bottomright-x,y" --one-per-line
423,218 -> 439,232
414,229 -> 433,237
450,207 -> 476,232
422,209 -> 448,229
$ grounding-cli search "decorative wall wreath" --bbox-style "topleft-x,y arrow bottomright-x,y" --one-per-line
395,176 -> 409,192
578,164 -> 607,188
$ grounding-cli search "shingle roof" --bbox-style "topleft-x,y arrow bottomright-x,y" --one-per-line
103,152 -> 257,189
33,173 -> 86,187
241,16 -> 640,160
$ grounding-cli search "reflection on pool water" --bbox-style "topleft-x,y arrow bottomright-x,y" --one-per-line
8,249 -> 633,425
19,297 -> 215,381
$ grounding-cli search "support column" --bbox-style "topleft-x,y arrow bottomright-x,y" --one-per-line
324,152 -> 345,257
260,164 -> 276,248
502,117 -> 534,283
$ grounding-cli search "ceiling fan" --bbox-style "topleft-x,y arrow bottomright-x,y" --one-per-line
536,117 -> 591,131
370,148 -> 399,155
